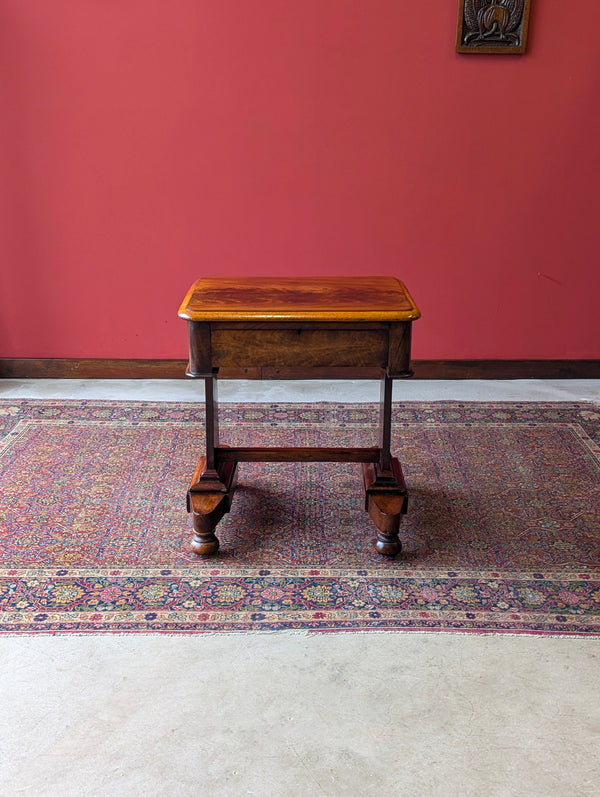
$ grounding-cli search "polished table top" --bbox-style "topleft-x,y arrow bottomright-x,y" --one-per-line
178,276 -> 421,323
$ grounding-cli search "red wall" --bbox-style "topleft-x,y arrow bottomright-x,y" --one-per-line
2,1 -> 599,360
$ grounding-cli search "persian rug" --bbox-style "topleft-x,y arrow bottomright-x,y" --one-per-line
0,400 -> 599,636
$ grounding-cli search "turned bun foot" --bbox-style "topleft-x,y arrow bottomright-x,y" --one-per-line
374,534 -> 402,557
191,532 -> 220,556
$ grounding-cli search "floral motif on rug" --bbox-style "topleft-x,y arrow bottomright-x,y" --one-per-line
0,400 -> 599,635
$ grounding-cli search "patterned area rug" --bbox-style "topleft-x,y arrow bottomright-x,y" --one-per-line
1,400 -> 599,635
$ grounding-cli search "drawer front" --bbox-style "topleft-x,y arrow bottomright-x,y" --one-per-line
211,326 -> 389,369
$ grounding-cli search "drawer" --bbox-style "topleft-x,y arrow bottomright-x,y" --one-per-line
210,325 -> 389,369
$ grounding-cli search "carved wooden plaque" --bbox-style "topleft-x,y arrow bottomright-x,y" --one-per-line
456,0 -> 531,54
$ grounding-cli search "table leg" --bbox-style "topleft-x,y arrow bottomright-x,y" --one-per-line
362,374 -> 408,556
188,373 -> 238,555
186,371 -> 408,557
362,458 -> 408,556
191,374 -> 224,489
379,372 -> 393,472
188,458 -> 238,555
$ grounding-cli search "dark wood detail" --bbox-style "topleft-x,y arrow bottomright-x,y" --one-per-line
2,359 -> 600,381
214,446 -> 381,464
412,360 -> 600,380
378,374 -> 393,472
258,366 -> 385,380
362,459 -> 408,557
363,459 -> 408,496
456,0 -> 531,55
188,457 -> 238,555
200,375 -> 221,483
186,323 -> 211,377
210,327 -> 389,369
0,358 -> 189,379
388,323 -> 413,377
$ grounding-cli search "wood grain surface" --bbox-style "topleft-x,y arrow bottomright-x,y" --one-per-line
178,277 -> 421,322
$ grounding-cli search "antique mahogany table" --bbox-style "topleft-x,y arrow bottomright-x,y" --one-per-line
178,277 -> 420,557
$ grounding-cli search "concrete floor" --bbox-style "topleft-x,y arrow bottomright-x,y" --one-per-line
2,377 -> 600,403
1,379 -> 600,797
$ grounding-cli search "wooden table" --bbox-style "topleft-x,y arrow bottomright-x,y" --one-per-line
178,277 -> 420,557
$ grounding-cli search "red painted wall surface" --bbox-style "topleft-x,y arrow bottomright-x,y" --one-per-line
1,1 -> 599,360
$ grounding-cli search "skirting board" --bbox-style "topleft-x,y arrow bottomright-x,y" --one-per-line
1,358 -> 600,380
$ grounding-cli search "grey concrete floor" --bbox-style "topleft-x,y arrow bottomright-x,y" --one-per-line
1,379 -> 600,797
1,377 -> 599,403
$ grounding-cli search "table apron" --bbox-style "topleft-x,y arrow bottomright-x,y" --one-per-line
186,321 -> 412,377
